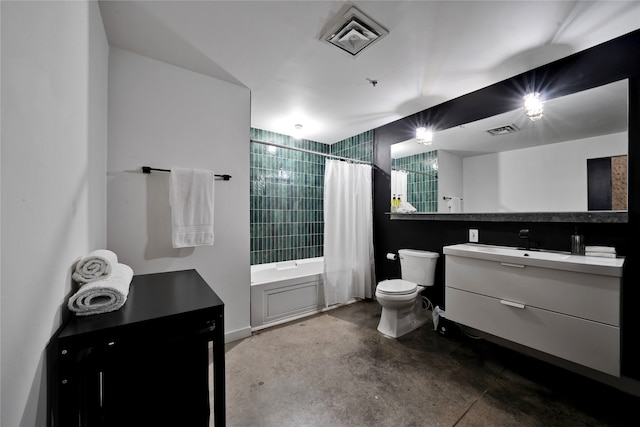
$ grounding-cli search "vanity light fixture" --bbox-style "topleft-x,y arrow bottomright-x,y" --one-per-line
416,127 -> 433,145
523,92 -> 543,121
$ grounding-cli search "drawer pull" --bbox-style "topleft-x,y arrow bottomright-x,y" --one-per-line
500,262 -> 525,268
500,299 -> 525,309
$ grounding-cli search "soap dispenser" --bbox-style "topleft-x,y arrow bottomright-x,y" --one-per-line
570,227 -> 585,255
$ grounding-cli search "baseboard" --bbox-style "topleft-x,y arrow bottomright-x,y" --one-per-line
224,326 -> 252,343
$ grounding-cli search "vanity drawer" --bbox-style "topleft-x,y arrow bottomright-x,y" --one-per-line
445,255 -> 620,326
445,287 -> 620,376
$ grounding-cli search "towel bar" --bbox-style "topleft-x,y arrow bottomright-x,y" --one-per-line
142,166 -> 231,180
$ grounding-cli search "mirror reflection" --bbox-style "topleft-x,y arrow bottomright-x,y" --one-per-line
390,79 -> 628,214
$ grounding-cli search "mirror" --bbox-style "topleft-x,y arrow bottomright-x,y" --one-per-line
390,79 -> 628,214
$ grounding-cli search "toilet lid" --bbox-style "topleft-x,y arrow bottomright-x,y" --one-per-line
377,279 -> 417,295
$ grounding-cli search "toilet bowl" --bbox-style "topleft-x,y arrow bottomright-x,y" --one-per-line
376,249 -> 439,338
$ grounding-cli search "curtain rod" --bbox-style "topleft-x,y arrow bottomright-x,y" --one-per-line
142,166 -> 232,180
392,168 -> 438,178
250,139 -> 372,165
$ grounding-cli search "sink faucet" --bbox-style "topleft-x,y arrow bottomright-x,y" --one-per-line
519,229 -> 530,250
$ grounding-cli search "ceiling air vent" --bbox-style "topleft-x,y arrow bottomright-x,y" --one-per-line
486,124 -> 520,136
321,6 -> 388,57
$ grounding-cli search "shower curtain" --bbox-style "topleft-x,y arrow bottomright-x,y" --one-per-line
323,159 -> 375,306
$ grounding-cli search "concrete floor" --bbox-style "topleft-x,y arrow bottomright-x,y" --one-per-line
219,300 -> 638,426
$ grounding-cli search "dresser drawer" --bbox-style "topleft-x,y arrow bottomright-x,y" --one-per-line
445,255 -> 620,326
445,287 -> 620,376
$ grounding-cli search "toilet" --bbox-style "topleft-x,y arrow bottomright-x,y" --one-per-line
376,249 -> 439,338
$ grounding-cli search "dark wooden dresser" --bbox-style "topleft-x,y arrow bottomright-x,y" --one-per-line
48,269 -> 225,426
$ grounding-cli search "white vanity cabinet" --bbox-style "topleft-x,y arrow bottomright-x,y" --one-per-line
443,244 -> 625,377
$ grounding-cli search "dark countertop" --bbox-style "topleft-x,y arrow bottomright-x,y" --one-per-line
59,269 -> 224,340
389,211 -> 628,223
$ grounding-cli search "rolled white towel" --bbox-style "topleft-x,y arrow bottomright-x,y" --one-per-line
396,201 -> 417,213
72,249 -> 118,284
68,263 -> 133,316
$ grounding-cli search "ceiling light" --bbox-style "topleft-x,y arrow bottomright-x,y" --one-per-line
322,6 -> 388,57
523,93 -> 543,121
416,127 -> 433,145
292,124 -> 303,139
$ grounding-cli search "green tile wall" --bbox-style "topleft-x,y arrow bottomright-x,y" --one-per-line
392,150 -> 439,212
250,128 -> 373,265
329,130 -> 374,163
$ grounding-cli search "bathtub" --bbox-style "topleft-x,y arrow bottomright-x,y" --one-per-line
251,257 -> 326,330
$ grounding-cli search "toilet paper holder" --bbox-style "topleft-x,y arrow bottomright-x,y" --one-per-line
386,252 -> 397,261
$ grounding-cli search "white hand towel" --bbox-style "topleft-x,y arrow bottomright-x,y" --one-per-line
447,197 -> 463,213
170,168 -> 215,248
72,249 -> 118,284
68,263 -> 134,316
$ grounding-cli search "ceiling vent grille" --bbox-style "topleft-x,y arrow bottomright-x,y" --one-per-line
486,124 -> 520,136
321,6 -> 388,57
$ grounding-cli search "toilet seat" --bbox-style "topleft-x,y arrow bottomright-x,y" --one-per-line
375,279 -> 427,338
376,279 -> 417,295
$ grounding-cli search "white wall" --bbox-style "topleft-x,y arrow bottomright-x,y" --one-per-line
107,48 -> 251,341
437,150 -> 463,212
463,132 -> 627,212
1,4 -> 4,422
1,2 -> 108,426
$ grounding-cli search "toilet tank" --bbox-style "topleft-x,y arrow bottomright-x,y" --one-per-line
398,249 -> 439,286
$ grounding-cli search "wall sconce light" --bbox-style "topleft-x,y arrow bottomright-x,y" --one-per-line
416,127 -> 433,145
523,92 -> 543,121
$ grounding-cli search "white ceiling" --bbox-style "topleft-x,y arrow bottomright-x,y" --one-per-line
98,0 -> 640,144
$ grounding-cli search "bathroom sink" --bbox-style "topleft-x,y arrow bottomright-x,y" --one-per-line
465,245 -> 570,261
443,243 -> 624,276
